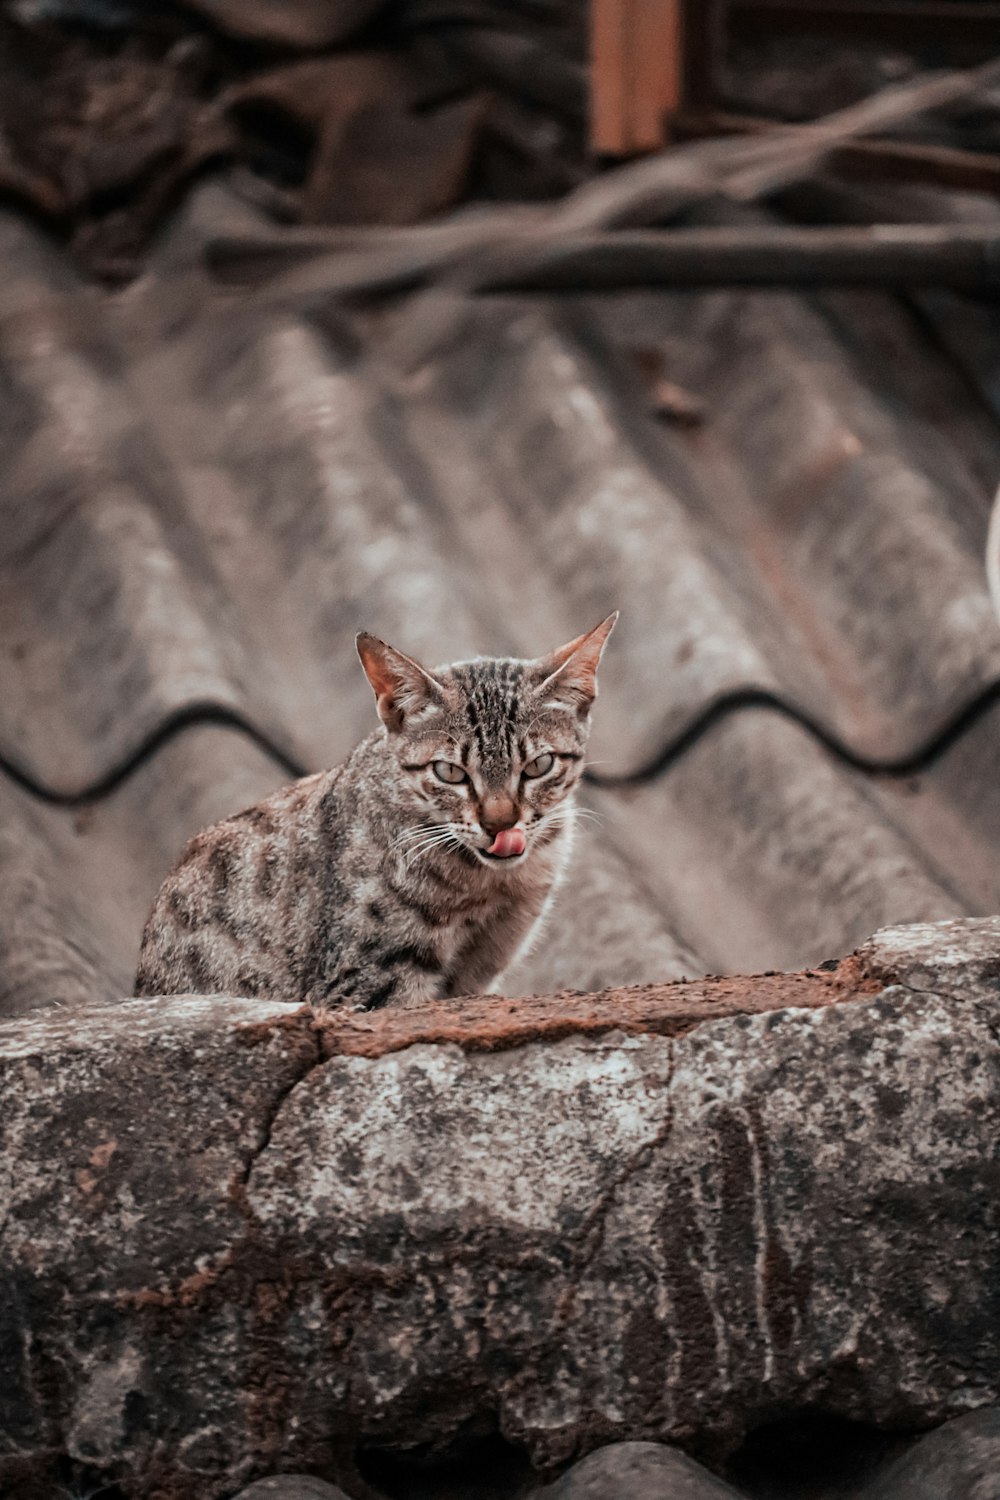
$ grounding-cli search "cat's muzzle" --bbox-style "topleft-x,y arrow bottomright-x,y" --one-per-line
486,828 -> 526,858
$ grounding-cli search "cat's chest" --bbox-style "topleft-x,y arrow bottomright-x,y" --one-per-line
417,898 -> 494,957
401,884 -> 524,965
432,877 -> 544,957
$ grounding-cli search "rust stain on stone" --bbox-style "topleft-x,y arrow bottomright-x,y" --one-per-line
233,1005 -> 315,1049
118,1248 -> 235,1310
89,1137 -> 117,1170
311,962 -> 872,1062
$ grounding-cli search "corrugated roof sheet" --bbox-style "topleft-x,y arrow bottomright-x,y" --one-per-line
5,179 -> 1000,1019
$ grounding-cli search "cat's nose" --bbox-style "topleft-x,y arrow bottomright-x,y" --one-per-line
480,796 -> 519,837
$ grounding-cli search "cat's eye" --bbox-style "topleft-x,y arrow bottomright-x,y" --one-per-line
523,753 -> 555,779
432,761 -> 467,785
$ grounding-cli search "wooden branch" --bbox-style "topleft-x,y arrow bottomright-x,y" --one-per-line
206,55 -> 1000,322
561,53 -> 1000,232
476,222 -> 1000,292
831,137 -> 1000,197
211,223 -> 1000,301
677,110 -> 1000,197
206,212 -> 544,291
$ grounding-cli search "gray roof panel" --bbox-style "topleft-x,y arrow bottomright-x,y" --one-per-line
4,182 -> 1000,1009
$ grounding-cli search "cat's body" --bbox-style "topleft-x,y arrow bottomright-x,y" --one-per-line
134,730 -> 570,1008
135,618 -> 616,1008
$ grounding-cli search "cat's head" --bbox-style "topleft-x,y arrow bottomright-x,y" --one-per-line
356,616 -> 617,869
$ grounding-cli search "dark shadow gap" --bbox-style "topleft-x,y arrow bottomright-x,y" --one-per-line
3,1456 -> 128,1500
358,1427 -> 536,1500
726,1410 -> 910,1500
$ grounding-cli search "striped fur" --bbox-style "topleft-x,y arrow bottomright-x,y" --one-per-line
135,617 -> 616,1008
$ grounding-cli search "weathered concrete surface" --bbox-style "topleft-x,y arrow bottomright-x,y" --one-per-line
2,919 -> 1000,1498
233,1478 -> 354,1500
857,916 -> 1000,999
864,1406 -> 1000,1500
528,1441 -> 741,1499
0,994 -> 321,1496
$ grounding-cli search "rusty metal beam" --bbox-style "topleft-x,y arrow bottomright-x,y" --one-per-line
590,0 -> 685,154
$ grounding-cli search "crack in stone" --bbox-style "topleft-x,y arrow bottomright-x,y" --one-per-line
237,1019 -> 325,1193
498,1036 -> 678,1445
889,979 -> 1000,1049
572,1036 -> 677,1273
241,1017 -> 682,1278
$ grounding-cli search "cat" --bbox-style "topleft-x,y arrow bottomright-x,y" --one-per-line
134,614 -> 617,1009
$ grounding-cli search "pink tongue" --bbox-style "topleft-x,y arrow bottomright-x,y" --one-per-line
488,828 -> 526,858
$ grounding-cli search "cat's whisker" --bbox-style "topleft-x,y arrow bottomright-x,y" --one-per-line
401,833 -> 455,857
538,807 -> 591,829
401,830 -> 465,867
393,822 -> 454,848
401,828 -> 464,852
570,808 -> 605,827
533,807 -> 602,841
401,847 -> 438,869
394,827 -> 465,859
407,831 -> 458,849
395,833 -> 448,853
403,843 -> 458,870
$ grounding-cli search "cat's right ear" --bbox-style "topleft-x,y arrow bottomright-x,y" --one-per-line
532,612 -> 618,715
356,633 -> 445,733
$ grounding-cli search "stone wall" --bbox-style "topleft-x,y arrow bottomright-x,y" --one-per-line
2,919 -> 1000,1497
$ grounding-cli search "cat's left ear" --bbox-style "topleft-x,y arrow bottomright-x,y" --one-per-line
356,633 -> 446,732
533,612 -> 618,714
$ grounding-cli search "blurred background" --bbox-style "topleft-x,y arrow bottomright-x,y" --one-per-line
5,0 -> 1000,1017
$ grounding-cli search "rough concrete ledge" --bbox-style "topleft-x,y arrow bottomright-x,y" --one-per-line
2,918 -> 1000,1498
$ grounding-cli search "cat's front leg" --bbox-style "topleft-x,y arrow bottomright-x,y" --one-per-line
310,947 -> 446,1012
443,901 -> 543,997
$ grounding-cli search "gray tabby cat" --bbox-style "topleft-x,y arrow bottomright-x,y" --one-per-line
134,615 -> 617,1008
